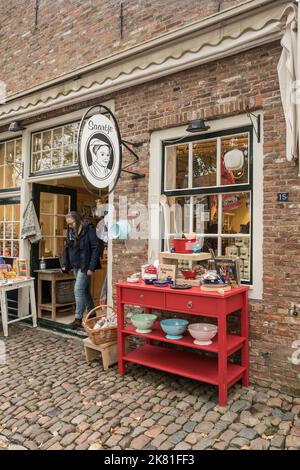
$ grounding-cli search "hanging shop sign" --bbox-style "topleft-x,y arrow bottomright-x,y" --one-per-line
78,105 -> 122,192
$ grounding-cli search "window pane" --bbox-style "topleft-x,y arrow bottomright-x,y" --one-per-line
63,145 -> 73,166
222,192 -> 250,234
221,133 -> 249,186
0,143 -> 4,165
222,237 -> 250,281
32,133 -> 42,152
57,195 -> 70,215
31,122 -> 79,174
53,128 -> 63,149
202,237 -> 218,255
165,144 -> 189,190
193,195 -> 218,234
40,215 -> 53,237
32,152 -> 41,172
0,165 -> 4,189
5,141 -> 14,164
52,150 -> 62,169
0,203 -> 20,258
40,151 -> 51,171
167,196 -> 191,234
192,140 -> 217,188
42,131 -> 51,151
41,238 -> 54,258
15,139 -> 22,162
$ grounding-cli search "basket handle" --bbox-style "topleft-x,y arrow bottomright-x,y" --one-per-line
85,305 -> 114,322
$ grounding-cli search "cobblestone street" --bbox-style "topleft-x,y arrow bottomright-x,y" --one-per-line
0,325 -> 300,451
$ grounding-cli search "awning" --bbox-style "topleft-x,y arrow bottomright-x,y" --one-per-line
278,3 -> 298,163
0,0 -> 295,127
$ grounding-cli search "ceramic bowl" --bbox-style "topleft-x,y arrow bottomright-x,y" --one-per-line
188,323 -> 218,345
131,313 -> 157,333
181,269 -> 197,280
160,318 -> 189,340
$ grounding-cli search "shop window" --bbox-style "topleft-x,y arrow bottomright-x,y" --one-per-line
162,128 -> 252,284
31,122 -> 79,174
0,200 -> 20,258
39,193 -> 71,258
0,138 -> 22,190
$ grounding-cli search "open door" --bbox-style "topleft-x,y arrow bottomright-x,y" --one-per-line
31,183 -> 77,272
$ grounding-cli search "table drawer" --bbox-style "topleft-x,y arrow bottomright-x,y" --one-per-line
122,289 -> 165,308
166,294 -> 217,315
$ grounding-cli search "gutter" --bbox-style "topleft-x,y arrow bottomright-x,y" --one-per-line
4,0 -> 289,103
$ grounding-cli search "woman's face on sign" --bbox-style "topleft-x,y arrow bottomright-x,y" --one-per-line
96,145 -> 110,167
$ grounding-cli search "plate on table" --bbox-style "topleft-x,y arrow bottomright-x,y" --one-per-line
170,284 -> 192,289
153,280 -> 170,287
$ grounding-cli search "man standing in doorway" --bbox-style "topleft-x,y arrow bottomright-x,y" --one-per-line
62,211 -> 103,328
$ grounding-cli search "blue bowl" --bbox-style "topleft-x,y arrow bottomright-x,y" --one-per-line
160,318 -> 189,340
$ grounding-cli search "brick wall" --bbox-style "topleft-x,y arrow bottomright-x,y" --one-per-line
0,0 -> 245,95
109,42 -> 300,395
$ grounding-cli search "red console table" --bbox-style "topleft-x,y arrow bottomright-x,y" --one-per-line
116,281 -> 249,405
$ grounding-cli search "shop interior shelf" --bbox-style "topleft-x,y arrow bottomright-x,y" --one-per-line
159,251 -> 211,261
40,302 -> 76,309
122,322 -> 245,356
124,344 -> 245,386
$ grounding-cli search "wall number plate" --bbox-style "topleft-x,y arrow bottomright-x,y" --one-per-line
277,193 -> 289,202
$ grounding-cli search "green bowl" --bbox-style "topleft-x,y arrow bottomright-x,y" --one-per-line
131,313 -> 157,333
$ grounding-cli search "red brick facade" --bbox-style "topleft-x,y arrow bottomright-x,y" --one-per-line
110,42 -> 300,395
1,0 -> 244,96
1,1 -> 300,395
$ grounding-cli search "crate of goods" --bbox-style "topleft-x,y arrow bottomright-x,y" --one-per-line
56,280 -> 75,304
83,305 -> 117,345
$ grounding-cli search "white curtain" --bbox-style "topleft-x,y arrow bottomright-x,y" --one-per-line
278,4 -> 298,162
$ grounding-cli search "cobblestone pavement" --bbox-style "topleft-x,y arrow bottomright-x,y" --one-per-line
1,325 -> 300,451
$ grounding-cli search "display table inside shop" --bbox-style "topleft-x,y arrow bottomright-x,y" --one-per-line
116,281 -> 249,406
36,269 -> 75,321
0,277 -> 37,337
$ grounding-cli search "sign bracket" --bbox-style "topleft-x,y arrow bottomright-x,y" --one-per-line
121,140 -> 145,179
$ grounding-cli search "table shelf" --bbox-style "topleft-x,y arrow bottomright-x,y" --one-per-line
122,322 -> 246,356
116,281 -> 249,405
124,344 -> 246,387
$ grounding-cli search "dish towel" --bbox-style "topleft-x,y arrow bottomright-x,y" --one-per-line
21,200 -> 42,244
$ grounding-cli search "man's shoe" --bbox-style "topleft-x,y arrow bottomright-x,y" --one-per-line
68,318 -> 82,329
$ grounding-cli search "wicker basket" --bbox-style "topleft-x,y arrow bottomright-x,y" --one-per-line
83,305 -> 117,345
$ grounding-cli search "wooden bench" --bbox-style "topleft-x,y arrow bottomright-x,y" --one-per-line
83,337 -> 118,370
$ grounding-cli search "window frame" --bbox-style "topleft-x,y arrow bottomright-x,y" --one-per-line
0,197 -> 21,259
30,119 -> 80,177
0,136 -> 23,193
161,125 -> 253,285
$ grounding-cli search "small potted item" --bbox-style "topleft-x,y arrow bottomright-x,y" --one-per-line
141,264 -> 157,280
173,232 -> 197,253
181,269 -> 197,280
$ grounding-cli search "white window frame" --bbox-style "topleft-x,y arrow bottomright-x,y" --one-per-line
149,112 -> 263,300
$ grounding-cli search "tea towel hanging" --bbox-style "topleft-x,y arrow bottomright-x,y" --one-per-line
21,200 -> 42,244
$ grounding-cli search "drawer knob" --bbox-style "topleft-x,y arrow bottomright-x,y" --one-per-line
187,300 -> 193,309
140,294 -> 144,299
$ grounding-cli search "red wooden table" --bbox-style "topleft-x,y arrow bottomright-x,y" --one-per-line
116,281 -> 249,405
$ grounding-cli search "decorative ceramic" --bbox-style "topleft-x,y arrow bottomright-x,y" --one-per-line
160,318 -> 189,340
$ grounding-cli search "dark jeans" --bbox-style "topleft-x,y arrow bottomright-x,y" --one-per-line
73,269 -> 94,319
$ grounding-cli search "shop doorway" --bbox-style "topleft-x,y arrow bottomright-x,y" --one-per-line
31,180 -> 108,334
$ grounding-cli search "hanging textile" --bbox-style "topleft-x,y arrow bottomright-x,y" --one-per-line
277,4 -> 298,162
21,200 -> 42,244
